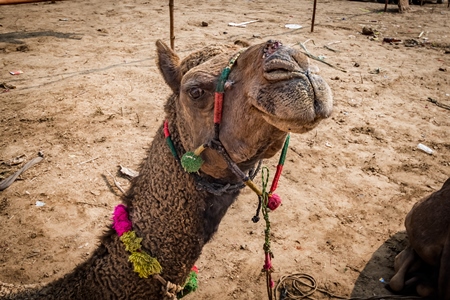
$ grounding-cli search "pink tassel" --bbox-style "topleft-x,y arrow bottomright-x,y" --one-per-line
267,194 -> 281,211
263,253 -> 272,270
112,204 -> 132,236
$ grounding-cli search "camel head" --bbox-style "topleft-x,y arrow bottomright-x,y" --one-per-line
156,40 -> 333,181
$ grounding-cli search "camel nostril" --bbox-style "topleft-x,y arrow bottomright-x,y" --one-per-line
263,40 -> 283,58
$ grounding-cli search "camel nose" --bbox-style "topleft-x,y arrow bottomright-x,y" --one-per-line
262,40 -> 283,58
262,41 -> 312,82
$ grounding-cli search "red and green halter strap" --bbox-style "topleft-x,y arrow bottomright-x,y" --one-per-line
163,49 -> 291,300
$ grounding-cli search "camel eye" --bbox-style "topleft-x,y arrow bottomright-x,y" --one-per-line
188,88 -> 204,100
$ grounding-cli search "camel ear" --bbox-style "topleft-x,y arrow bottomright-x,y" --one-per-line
156,39 -> 182,93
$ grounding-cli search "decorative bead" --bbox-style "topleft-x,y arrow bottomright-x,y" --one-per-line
267,194 -> 281,211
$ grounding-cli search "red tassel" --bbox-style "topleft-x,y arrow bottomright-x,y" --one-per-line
214,92 -> 224,124
270,165 -> 283,193
163,120 -> 170,138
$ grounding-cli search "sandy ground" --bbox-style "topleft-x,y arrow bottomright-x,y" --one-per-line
0,0 -> 449,299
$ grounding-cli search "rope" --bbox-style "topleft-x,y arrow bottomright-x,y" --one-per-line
274,273 -> 424,300
194,160 -> 262,195
153,274 -> 184,300
261,167 -> 274,300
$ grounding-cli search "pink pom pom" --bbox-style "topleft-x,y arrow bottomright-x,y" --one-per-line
267,194 -> 281,211
112,204 -> 132,236
270,280 -> 275,288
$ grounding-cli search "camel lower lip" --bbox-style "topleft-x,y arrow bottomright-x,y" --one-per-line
263,70 -> 305,81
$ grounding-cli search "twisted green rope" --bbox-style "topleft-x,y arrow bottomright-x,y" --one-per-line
261,167 -> 272,254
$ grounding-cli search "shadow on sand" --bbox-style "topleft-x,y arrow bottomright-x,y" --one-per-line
350,231 -> 409,298
0,31 -> 81,44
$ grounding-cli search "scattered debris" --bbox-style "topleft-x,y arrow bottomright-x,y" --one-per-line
9,70 -> 23,75
16,45 -> 29,52
78,156 -> 100,165
228,20 -> 259,28
439,67 -> 447,72
323,41 -> 341,53
428,97 -> 450,110
404,39 -> 419,47
35,201 -> 46,207
107,170 -> 126,195
201,21 -> 208,27
90,190 -> 100,196
2,154 -> 25,166
324,45 -> 339,52
383,37 -> 402,44
369,68 -> 381,74
0,152 -> 44,191
362,26 -> 378,36
297,39 -> 347,73
417,143 -> 433,155
119,165 -> 139,178
284,24 -> 302,29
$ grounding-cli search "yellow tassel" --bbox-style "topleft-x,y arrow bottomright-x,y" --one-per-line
128,251 -> 163,278
120,231 -> 143,252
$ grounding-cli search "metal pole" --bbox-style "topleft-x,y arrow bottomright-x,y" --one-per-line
311,0 -> 317,33
169,0 -> 175,50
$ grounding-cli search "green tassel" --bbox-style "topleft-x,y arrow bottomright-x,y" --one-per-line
181,151 -> 204,173
128,251 -> 162,278
177,270 -> 198,298
120,231 -> 143,253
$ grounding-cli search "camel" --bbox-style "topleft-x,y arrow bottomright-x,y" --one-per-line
389,177 -> 450,299
1,39 -> 333,299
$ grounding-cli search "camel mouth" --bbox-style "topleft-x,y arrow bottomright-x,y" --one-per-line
255,51 -> 333,134
263,58 -> 305,82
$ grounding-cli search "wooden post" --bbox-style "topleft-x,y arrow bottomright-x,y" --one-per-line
384,0 -> 388,12
311,0 -> 317,32
169,0 -> 175,50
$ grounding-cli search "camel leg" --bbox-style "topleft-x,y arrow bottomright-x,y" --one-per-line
416,282 -> 435,298
390,246 -> 417,292
438,231 -> 450,300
